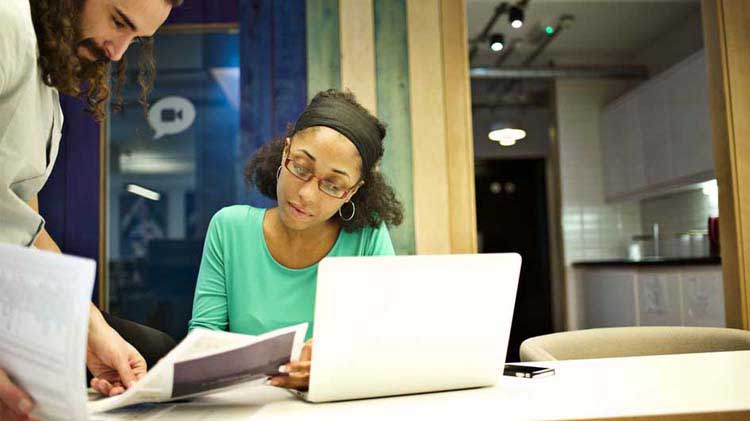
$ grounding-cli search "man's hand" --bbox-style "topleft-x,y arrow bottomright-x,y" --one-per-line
0,367 -> 37,421
87,306 -> 147,396
268,339 -> 313,391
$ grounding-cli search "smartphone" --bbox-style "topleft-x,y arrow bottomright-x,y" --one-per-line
503,364 -> 555,378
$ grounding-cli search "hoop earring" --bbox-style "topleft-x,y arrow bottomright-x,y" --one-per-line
276,166 -> 282,180
338,201 -> 356,222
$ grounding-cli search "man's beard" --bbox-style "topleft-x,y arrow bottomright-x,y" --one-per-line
74,37 -> 112,87
77,38 -> 110,64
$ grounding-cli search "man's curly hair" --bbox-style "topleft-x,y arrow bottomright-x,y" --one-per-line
29,0 -> 182,122
245,90 -> 404,232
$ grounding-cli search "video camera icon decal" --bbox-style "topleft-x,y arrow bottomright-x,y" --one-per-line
148,96 -> 196,139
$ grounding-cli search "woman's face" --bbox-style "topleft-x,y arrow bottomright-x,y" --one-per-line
276,127 -> 363,231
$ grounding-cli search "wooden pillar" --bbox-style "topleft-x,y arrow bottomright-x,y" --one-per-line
440,0 -> 478,253
701,0 -> 750,329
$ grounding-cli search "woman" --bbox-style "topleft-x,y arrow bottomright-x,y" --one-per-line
189,89 -> 403,390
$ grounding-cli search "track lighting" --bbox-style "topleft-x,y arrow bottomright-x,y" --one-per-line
489,33 -> 505,52
509,6 -> 524,29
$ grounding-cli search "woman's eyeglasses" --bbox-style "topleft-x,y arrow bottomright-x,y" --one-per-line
283,157 -> 356,199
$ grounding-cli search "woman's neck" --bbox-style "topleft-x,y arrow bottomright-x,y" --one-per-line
265,208 -> 340,254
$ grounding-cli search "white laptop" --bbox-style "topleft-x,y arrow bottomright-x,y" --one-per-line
298,253 -> 521,402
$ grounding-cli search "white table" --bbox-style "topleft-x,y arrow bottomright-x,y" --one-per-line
91,350 -> 750,421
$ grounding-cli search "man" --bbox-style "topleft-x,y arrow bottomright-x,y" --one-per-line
0,1 -> 182,419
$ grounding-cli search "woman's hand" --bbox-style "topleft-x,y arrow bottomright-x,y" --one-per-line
268,339 -> 312,390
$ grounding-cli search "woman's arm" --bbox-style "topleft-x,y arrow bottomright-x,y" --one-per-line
189,215 -> 230,332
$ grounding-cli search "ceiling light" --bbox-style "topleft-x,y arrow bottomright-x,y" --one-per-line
126,184 -> 161,201
119,151 -> 194,174
489,33 -> 504,52
489,127 -> 526,146
509,7 -> 524,29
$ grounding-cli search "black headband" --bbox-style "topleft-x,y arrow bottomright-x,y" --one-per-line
292,95 -> 383,175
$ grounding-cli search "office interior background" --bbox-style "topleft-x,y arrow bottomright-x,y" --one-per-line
37,0 -> 750,362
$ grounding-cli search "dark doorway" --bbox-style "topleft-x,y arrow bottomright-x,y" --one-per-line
475,159 -> 552,362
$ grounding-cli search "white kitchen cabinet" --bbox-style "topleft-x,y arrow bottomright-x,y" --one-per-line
581,268 -> 637,328
638,270 -> 681,326
638,77 -> 673,188
601,103 -> 628,199
668,52 -> 714,182
622,99 -> 647,194
601,50 -> 713,201
682,269 -> 725,327
601,97 -> 647,197
575,264 -> 724,329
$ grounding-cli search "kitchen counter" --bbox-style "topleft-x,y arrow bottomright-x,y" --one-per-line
572,256 -> 721,267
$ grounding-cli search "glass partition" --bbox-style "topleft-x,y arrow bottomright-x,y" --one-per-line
106,28 -> 239,341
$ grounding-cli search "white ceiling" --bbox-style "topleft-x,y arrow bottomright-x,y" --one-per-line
467,0 -> 701,67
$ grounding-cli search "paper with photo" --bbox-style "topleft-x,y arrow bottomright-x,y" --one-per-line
88,323 -> 308,414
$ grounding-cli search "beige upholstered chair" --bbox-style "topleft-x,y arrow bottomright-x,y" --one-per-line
520,326 -> 750,362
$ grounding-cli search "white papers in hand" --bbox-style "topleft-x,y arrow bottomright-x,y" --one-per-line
0,244 -> 95,420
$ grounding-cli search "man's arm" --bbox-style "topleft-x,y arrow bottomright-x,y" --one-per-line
25,196 -> 147,395
25,196 -> 61,253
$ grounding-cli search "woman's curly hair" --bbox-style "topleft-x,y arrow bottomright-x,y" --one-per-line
245,90 -> 404,232
29,0 -> 182,122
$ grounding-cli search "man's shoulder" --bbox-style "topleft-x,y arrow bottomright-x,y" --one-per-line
0,0 -> 37,49
0,1 -> 39,95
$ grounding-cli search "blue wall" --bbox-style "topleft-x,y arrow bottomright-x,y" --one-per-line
165,0 -> 239,25
239,0 -> 308,207
38,95 -> 102,303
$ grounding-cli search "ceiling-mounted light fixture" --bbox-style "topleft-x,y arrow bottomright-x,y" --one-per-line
497,137 -> 518,147
509,6 -> 524,29
489,122 -> 526,147
126,184 -> 161,201
489,33 -> 505,52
